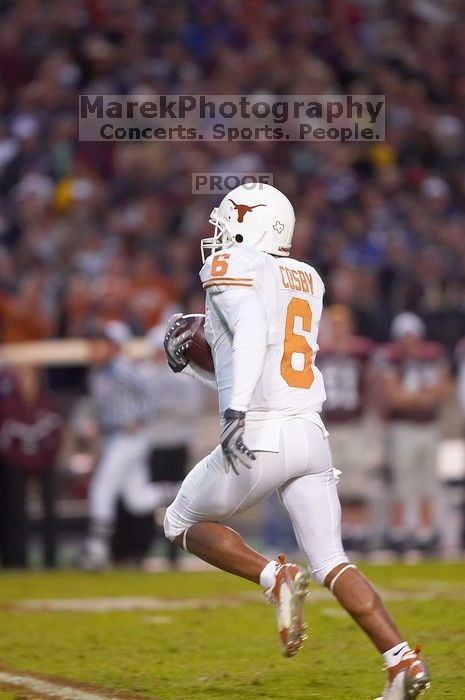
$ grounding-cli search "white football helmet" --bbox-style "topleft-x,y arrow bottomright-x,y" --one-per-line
201,183 -> 295,262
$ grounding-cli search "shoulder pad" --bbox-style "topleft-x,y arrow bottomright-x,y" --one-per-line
200,246 -> 258,291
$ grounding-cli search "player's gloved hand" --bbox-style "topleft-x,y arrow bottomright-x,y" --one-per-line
164,313 -> 193,373
221,408 -> 256,475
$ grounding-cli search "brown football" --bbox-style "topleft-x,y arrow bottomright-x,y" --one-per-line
183,314 -> 214,373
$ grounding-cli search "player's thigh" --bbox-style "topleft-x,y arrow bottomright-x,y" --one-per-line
164,445 -> 280,539
165,419 -> 332,540
236,418 -> 333,513
278,468 -> 347,584
276,418 -> 332,480
233,419 -> 333,510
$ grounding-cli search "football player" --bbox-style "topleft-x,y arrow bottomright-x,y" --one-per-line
163,184 -> 430,699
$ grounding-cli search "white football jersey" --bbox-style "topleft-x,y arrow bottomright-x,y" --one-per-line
199,244 -> 327,451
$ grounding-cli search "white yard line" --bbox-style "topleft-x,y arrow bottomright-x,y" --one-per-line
0,670 -> 129,700
11,593 -> 261,612
9,584 -> 464,614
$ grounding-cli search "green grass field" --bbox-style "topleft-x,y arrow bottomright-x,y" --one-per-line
0,562 -> 463,699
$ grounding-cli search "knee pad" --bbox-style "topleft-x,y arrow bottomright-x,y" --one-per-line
163,504 -> 177,542
311,554 -> 350,585
163,507 -> 191,551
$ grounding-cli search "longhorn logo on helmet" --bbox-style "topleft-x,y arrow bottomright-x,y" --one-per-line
228,199 -> 266,223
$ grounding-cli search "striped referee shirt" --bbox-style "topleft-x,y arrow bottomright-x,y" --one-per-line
89,357 -> 156,434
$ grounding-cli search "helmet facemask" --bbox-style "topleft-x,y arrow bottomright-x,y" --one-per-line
201,207 -> 235,262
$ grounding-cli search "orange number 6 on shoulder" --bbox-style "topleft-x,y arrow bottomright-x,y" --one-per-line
211,253 -> 230,277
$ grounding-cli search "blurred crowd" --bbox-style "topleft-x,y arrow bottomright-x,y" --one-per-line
1,0 -> 465,566
0,0 -> 465,348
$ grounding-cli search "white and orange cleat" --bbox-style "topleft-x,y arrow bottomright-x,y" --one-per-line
375,645 -> 431,700
265,554 -> 311,658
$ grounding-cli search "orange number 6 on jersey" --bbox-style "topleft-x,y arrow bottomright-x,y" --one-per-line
280,297 -> 314,389
211,253 -> 230,277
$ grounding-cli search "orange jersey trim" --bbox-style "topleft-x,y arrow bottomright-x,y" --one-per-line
203,276 -> 253,284
203,280 -> 254,289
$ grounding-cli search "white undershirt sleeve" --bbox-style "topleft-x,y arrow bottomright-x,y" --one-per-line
210,286 -> 268,413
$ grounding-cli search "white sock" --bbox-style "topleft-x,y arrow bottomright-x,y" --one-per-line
259,560 -> 278,590
383,642 -> 411,668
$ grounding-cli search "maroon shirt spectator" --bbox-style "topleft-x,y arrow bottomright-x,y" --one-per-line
0,365 -> 62,568
374,312 -> 451,552
0,390 -> 62,472
318,304 -> 375,422
319,334 -> 374,423
375,338 -> 449,423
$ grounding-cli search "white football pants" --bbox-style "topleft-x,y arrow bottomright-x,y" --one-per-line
164,418 -> 348,584
89,428 -> 179,525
